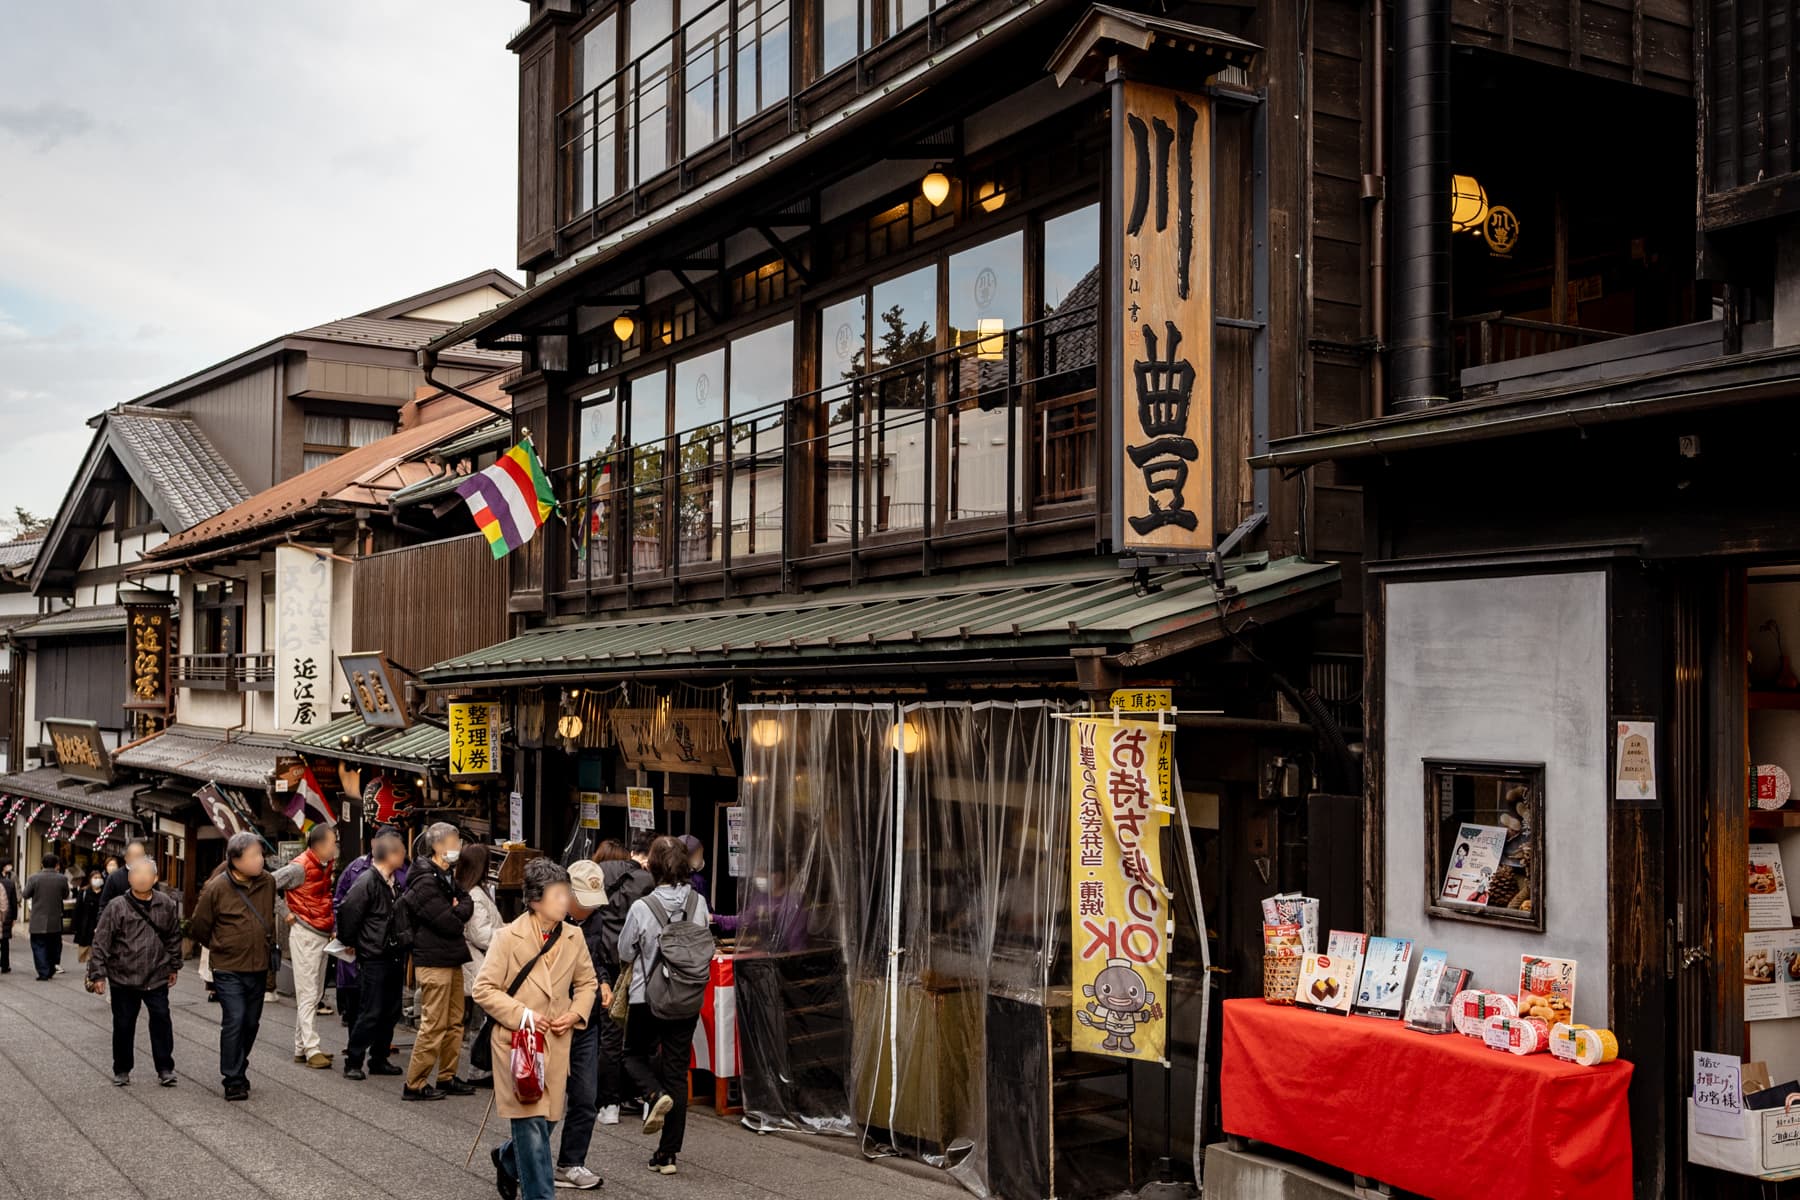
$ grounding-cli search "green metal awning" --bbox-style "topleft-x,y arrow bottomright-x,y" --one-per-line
289,714 -> 452,773
420,556 -> 1340,688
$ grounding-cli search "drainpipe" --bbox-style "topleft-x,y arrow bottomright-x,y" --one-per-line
1368,0 -> 1390,416
1388,0 -> 1452,411
417,348 -> 514,423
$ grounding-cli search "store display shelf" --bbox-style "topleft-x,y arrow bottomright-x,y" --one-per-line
1750,691 -> 1800,711
1749,810 -> 1800,829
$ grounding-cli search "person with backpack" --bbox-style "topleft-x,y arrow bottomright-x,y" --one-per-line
336,829 -> 408,1082
85,856 -> 181,1087
187,833 -> 277,1101
615,835 -> 714,1176
400,822 -> 475,1101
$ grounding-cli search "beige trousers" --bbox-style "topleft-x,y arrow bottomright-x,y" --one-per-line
406,965 -> 465,1088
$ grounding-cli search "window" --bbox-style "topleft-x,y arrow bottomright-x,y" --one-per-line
683,1 -> 731,156
946,231 -> 1023,521
674,348 -> 726,565
574,387 -> 623,582
1424,759 -> 1546,932
194,581 -> 243,658
303,413 -> 391,472
728,322 -> 791,557
816,0 -> 937,78
629,368 -> 669,572
736,0 -> 790,120
1038,203 -> 1101,504
573,13 -> 620,214
629,0 -> 676,185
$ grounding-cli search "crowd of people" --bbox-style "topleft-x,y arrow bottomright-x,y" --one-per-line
1,826 -> 720,1200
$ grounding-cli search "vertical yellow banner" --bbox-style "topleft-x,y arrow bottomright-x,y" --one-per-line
1070,716 -> 1171,1062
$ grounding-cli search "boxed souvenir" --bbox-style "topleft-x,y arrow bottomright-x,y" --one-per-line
1517,955 -> 1578,1026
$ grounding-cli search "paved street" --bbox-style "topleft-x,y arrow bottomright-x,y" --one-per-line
0,934 -> 966,1200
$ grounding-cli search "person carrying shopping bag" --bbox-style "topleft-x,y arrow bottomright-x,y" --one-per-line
473,857 -> 599,1200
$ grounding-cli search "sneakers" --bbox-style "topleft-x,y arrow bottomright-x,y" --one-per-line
491,1147 -> 518,1200
439,1077 -> 477,1097
401,1084 -> 447,1101
158,1072 -> 177,1088
642,1092 -> 674,1135
343,1064 -> 367,1081
223,1083 -> 249,1101
315,1002 -> 334,1015
112,1073 -> 129,1087
554,1164 -> 603,1189
647,1154 -> 678,1176
367,1059 -> 403,1076
306,1052 -> 333,1069
598,1104 -> 621,1126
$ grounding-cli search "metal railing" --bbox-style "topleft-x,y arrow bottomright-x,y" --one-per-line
1452,312 -> 1621,374
552,304 -> 1097,598
175,653 -> 274,692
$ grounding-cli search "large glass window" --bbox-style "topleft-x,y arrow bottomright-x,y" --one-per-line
867,265 -> 935,534
629,0 -> 675,184
683,2 -> 732,156
575,387 -> 622,581
818,294 -> 866,543
573,14 -> 620,214
1038,204 -> 1101,505
736,0 -> 790,119
674,348 -> 727,566
629,369 -> 668,572
729,321 -> 792,557
947,232 -> 1023,521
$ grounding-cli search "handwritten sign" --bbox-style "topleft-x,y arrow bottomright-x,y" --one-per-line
1115,80 -> 1214,554
1695,1051 -> 1747,1139
275,545 -> 334,732
1614,719 -> 1657,802
627,786 -> 655,831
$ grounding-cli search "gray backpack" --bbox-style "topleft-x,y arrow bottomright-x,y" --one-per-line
643,891 -> 713,1020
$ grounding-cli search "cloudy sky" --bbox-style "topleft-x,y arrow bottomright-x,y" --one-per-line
0,2 -> 519,520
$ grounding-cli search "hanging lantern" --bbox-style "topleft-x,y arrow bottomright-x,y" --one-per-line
975,180 -> 1007,213
612,313 -> 636,342
1450,174 -> 1489,234
558,712 -> 585,741
888,720 -> 922,755
921,168 -> 952,207
750,718 -> 783,748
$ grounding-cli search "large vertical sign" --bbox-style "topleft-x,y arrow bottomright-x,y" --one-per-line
124,602 -> 172,718
1070,715 -> 1171,1062
275,545 -> 333,732
1115,80 -> 1214,553
448,700 -> 504,779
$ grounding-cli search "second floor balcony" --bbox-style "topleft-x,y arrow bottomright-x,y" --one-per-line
175,652 -> 274,693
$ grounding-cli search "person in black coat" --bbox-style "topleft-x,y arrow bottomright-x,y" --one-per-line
592,835 -> 654,1124
0,862 -> 18,974
98,840 -> 151,912
336,830 -> 407,1081
398,822 -> 474,1101
72,868 -> 106,953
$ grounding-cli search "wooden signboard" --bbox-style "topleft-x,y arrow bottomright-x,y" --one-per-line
1114,79 -> 1214,554
124,602 -> 172,713
46,718 -> 113,784
608,707 -> 736,777
338,651 -> 411,730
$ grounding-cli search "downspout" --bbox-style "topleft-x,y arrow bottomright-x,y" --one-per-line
418,349 -> 515,423
1388,0 -> 1452,411
1368,0 -> 1389,416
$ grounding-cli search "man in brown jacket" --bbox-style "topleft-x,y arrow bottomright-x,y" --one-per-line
188,833 -> 277,1101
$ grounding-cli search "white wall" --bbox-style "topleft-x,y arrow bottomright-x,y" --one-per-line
1383,571 -> 1611,1024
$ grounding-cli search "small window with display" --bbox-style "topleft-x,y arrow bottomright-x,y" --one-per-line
1424,759 -> 1546,932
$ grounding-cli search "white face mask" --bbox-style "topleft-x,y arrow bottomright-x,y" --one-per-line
443,849 -> 461,864
90,878 -> 103,890
753,876 -> 771,894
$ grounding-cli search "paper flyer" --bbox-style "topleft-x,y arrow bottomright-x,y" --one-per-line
1355,936 -> 1416,1017
1749,842 -> 1794,931
1440,823 -> 1507,908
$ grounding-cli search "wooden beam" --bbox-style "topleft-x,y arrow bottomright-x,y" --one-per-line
754,223 -> 818,286
670,268 -> 721,327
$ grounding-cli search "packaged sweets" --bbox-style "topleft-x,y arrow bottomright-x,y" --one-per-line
1573,1028 -> 1620,1066
1452,989 -> 1518,1037
1483,1014 -> 1550,1055
1548,1022 -> 1591,1061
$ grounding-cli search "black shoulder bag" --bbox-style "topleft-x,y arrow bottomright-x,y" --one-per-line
471,928 -> 560,1073
230,880 -> 282,993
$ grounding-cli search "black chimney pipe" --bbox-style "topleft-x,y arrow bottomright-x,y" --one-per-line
1388,0 -> 1452,411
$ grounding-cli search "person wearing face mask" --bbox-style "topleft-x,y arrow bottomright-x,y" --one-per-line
399,821 -> 474,1101
73,868 -> 106,962
677,835 -> 708,902
0,861 -> 16,974
271,823 -> 339,1069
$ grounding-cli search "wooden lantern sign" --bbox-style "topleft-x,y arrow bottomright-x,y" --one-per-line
1048,7 -> 1260,557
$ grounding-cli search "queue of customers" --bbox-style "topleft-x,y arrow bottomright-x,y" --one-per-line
6,824 -> 716,1199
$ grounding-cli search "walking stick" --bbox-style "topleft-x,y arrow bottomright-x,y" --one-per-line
466,1094 -> 495,1169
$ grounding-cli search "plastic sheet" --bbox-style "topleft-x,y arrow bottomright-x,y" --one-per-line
734,701 -> 1211,1199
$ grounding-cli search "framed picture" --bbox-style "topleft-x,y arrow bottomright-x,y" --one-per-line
1423,759 -> 1547,932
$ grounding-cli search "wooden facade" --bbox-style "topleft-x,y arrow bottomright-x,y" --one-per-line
351,534 -> 510,681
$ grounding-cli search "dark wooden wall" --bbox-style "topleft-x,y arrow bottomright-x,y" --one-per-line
352,535 -> 509,678
32,635 -> 128,735
1453,0 -> 1695,94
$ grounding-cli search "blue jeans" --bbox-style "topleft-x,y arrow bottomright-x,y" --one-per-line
30,933 -> 60,979
500,1117 -> 557,1200
213,970 -> 266,1089
557,1020 -> 599,1169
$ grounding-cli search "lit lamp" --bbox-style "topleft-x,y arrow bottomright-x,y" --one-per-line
750,717 -> 783,748
1449,174 -> 1489,234
921,167 -> 952,208
975,180 -> 1006,213
888,719 -> 922,755
975,317 -> 1006,362
612,312 -> 637,342
557,712 -> 584,741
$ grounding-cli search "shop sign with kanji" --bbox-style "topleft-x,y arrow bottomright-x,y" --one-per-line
1114,80 -> 1215,554
1069,715 -> 1172,1063
449,700 -> 504,779
124,602 -> 172,712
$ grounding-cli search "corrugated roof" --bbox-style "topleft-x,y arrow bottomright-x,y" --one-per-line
107,408 -> 251,531
420,556 -> 1340,686
144,373 -> 515,560
11,604 -> 127,638
289,713 -> 452,772
0,767 -> 144,821
113,725 -> 289,790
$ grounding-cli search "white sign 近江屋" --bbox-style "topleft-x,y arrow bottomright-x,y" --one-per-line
275,544 -> 334,732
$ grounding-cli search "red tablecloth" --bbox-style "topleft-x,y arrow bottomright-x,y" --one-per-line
690,954 -> 739,1078
1221,998 -> 1634,1200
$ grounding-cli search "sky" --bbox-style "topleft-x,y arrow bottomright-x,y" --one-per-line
0,2 -> 520,522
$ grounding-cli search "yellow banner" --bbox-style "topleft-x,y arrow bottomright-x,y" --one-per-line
448,701 -> 503,779
1070,716 -> 1171,1062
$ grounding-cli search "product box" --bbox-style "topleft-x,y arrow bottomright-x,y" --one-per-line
1295,954 -> 1359,1015
1354,936 -> 1416,1018
1517,955 -> 1578,1027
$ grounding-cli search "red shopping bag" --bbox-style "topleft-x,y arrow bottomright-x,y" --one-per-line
511,1012 -> 546,1105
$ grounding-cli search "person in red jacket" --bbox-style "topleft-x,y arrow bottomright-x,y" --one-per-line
273,824 -> 339,1069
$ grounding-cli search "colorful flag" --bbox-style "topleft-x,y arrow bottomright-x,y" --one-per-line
296,764 -> 336,827
455,435 -> 557,559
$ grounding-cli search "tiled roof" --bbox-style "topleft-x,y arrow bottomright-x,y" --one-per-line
113,725 -> 289,791
107,408 -> 251,531
295,316 -> 518,365
0,767 -> 144,822
420,556 -> 1341,686
11,604 -> 128,638
0,538 -> 43,571
290,712 -> 455,772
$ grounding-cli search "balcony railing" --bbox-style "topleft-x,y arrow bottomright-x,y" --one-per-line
554,303 -> 1097,598
1452,312 -> 1621,376
175,653 -> 274,693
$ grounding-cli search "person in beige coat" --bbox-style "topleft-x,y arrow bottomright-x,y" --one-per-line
474,858 -> 599,1200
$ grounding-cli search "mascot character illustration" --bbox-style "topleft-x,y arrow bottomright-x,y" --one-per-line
1076,958 -> 1165,1054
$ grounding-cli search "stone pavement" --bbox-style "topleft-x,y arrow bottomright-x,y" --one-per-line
0,934 -> 967,1200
